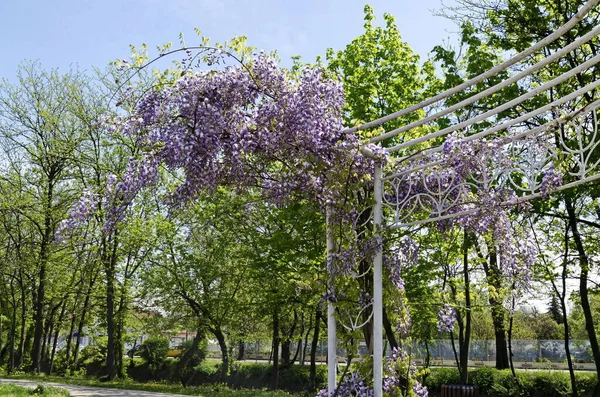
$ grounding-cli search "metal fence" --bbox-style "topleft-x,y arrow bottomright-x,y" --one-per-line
219,339 -> 593,364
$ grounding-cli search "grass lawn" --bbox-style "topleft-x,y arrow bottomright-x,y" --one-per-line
0,383 -> 69,397
1,374 -> 301,397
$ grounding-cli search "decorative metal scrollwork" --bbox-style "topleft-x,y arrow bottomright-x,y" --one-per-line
382,106 -> 600,230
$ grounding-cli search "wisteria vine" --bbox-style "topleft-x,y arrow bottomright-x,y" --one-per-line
54,40 -> 578,397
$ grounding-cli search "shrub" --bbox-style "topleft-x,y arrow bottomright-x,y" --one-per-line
0,384 -> 70,397
227,363 -> 326,392
423,367 -> 460,391
140,335 -> 170,372
178,338 -> 208,367
470,366 -> 495,395
169,339 -> 210,386
78,337 -> 107,376
488,370 -> 523,397
425,367 -> 597,397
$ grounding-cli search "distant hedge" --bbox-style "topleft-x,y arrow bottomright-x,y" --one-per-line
424,367 -> 597,397
126,359 -> 327,392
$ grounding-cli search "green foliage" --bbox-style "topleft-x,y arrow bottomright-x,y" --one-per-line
470,366 -> 495,393
511,310 -> 564,340
126,359 -> 325,392
0,384 -> 69,397
227,363 -> 326,392
2,374 -> 296,397
179,339 -> 208,367
326,4 -> 440,143
424,367 -> 597,397
78,337 -> 108,375
423,367 -> 461,390
140,335 -> 170,371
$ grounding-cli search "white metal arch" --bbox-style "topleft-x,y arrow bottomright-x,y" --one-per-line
327,0 -> 600,396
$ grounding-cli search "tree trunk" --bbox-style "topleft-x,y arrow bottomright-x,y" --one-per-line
176,326 -> 205,387
483,250 -> 509,369
507,299 -> 518,381
357,203 -> 374,353
565,198 -> 600,395
237,340 -> 245,361
31,261 -> 46,373
301,313 -> 313,366
272,308 -> 280,390
23,324 -> 34,366
281,309 -> 298,366
383,306 -> 398,350
291,338 -> 302,365
115,278 -> 131,378
556,223 -> 578,397
73,274 -> 95,370
64,306 -> 77,372
32,179 -> 55,374
105,267 -> 116,379
458,230 -> 472,383
104,236 -> 119,379
561,292 -> 577,397
309,307 -> 321,392
48,302 -> 66,375
8,282 -> 17,374
41,304 -> 58,372
212,326 -> 229,380
115,310 -> 124,377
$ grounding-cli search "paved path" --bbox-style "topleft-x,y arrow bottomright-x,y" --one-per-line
0,379 -> 193,397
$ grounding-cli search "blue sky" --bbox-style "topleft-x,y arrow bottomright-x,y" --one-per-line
1,0 -> 457,81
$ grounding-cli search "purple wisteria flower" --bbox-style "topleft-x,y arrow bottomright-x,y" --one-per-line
363,143 -> 388,166
55,189 -> 99,243
61,51 -> 380,239
383,347 -> 428,397
396,304 -> 411,337
385,236 -> 418,292
540,165 -> 563,196
413,380 -> 429,397
437,304 -> 456,334
317,372 -> 374,397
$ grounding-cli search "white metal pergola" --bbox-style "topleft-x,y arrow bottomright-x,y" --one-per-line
325,0 -> 600,395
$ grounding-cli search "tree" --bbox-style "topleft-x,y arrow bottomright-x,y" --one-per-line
0,63 -> 103,373
436,0 -> 600,393
548,294 -> 564,325
327,5 -> 439,141
325,5 -> 441,357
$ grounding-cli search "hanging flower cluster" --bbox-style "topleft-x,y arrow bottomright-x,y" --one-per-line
317,348 -> 428,397
105,53 -> 357,220
437,303 -> 457,334
57,51 -> 380,240
317,372 -> 374,397
383,347 -> 428,397
55,189 -> 99,243
386,131 -> 541,284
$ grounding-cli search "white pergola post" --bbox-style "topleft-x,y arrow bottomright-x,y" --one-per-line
372,164 -> 384,397
326,207 -> 337,394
